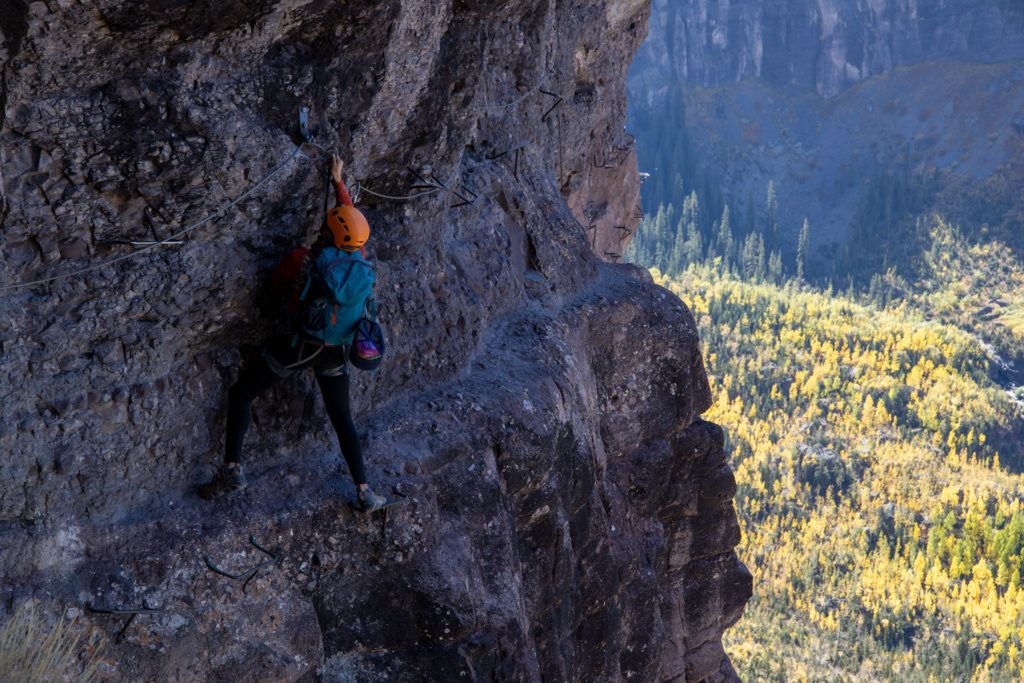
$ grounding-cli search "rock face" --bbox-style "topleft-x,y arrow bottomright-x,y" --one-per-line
628,0 -> 1024,274
631,0 -> 1024,100
0,1 -> 749,681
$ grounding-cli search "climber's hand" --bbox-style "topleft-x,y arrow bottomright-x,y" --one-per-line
331,154 -> 344,184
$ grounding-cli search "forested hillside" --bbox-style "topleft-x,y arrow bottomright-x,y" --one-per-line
645,240 -> 1024,679
628,199 -> 1024,370
626,2 -> 1024,679
627,0 -> 1024,282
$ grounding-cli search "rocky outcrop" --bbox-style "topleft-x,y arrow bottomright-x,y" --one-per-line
0,1 -> 749,681
631,0 -> 1024,100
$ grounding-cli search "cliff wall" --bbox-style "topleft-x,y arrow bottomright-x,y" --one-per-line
628,0 -> 1024,275
0,1 -> 749,680
632,0 -> 1024,100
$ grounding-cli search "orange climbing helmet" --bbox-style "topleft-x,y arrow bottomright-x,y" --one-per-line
325,205 -> 370,251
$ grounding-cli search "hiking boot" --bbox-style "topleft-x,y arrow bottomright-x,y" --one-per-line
198,463 -> 246,500
356,486 -> 387,513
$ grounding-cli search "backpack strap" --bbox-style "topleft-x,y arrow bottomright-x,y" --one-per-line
364,296 -> 378,321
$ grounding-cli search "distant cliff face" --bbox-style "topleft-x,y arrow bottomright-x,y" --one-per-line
629,0 -> 1024,278
0,1 -> 749,681
632,0 -> 1024,99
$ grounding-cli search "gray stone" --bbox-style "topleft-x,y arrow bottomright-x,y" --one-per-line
632,0 -> 1024,98
0,1 -> 748,681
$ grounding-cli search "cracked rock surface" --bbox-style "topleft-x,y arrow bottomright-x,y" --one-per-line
0,0 -> 750,680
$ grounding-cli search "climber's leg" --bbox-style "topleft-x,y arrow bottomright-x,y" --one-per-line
315,368 -> 366,485
199,338 -> 298,500
315,364 -> 387,512
224,356 -> 282,464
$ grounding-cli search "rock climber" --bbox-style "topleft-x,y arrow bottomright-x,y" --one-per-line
198,153 -> 387,512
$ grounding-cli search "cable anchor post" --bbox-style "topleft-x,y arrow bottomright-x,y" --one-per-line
299,106 -> 313,144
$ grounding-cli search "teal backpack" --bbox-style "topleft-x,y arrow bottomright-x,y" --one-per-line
299,247 -> 375,347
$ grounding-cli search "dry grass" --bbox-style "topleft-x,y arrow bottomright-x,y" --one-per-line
0,605 -> 101,682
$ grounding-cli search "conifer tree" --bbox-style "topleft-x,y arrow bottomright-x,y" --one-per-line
742,233 -> 758,280
679,191 -> 702,266
650,204 -> 669,267
706,221 -> 718,263
767,180 -> 779,242
685,220 -> 703,265
682,191 -> 700,231
737,231 -> 767,282
670,219 -> 686,274
623,235 -> 636,262
768,250 -> 783,283
868,272 -> 886,307
754,232 -> 766,280
623,220 -> 641,262
797,217 -> 810,280
630,216 -> 646,263
716,205 -> 734,269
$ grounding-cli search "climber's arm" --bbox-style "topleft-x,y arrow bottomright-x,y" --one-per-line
331,153 -> 354,207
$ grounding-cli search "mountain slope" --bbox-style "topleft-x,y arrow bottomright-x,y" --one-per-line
658,263 -> 1024,681
627,0 -> 1024,281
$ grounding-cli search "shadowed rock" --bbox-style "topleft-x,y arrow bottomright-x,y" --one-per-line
0,1 -> 749,680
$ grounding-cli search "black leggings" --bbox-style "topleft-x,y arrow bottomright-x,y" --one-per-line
224,336 -> 366,486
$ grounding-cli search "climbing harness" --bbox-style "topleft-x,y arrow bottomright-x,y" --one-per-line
261,341 -> 327,378
284,340 -> 325,370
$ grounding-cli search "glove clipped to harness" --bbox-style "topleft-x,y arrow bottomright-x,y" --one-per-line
350,298 -> 386,371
